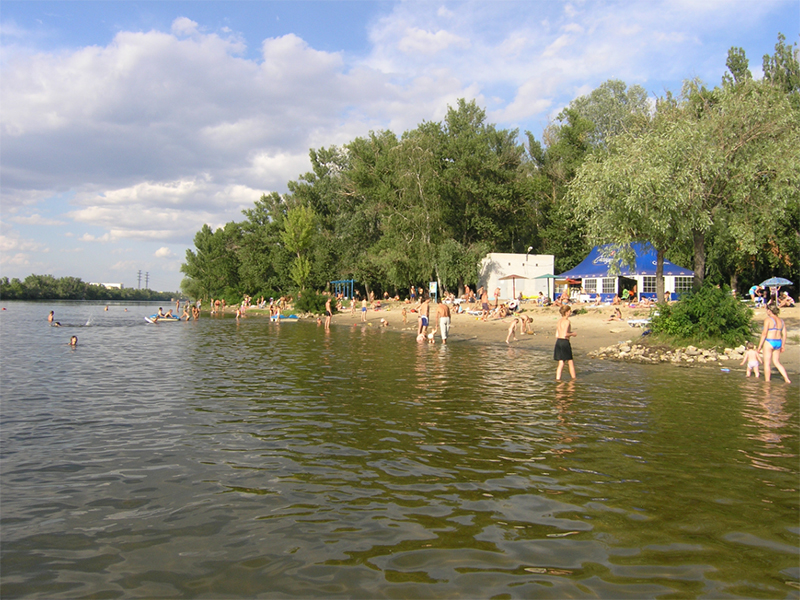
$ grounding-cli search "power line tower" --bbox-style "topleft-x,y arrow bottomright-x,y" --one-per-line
145,272 -> 150,290
137,270 -> 142,289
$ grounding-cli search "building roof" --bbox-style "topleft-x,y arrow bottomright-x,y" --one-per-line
557,244 -> 694,279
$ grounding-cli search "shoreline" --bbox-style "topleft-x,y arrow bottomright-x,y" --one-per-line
318,300 -> 799,376
222,299 -> 797,377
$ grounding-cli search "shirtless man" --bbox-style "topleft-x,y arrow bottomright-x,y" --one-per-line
324,295 -> 332,330
480,289 -> 490,321
417,296 -> 430,338
554,304 -> 577,381
437,298 -> 451,344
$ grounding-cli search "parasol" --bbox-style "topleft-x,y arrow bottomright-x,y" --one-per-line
760,277 -> 793,288
499,274 -> 527,299
534,273 -> 559,300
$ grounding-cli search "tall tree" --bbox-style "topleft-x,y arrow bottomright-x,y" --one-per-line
572,78 -> 799,293
181,222 -> 242,299
565,79 -> 651,148
281,205 -> 317,290
762,33 -> 800,109
722,47 -> 752,86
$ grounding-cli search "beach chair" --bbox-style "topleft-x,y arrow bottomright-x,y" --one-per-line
627,318 -> 651,328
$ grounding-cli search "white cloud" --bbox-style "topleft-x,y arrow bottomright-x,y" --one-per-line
2,253 -> 31,267
79,233 -> 113,242
110,260 -> 140,272
171,17 -> 200,37
154,247 -> 174,258
66,178 -> 264,243
0,229 -> 47,253
397,28 -> 470,55
8,213 -> 65,226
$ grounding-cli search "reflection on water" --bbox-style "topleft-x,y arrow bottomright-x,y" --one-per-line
1,301 -> 798,598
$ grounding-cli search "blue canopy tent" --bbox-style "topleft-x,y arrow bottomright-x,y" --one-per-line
557,244 -> 694,301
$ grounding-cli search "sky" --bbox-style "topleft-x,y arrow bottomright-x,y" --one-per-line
1,1 -> 797,292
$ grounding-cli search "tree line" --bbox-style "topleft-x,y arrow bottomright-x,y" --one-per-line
181,34 -> 799,303
0,275 -> 175,301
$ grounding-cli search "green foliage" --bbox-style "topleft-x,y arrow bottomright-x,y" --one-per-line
294,292 -> 333,315
563,79 -> 650,147
0,275 -> 175,301
650,284 -> 754,346
572,75 -> 799,294
218,287 -> 243,307
179,47 -> 798,301
180,222 -> 242,298
762,32 -> 800,109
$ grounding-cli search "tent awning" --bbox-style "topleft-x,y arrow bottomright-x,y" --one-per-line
557,243 -> 694,279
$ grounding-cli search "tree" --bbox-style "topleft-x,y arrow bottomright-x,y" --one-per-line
181,222 -> 242,299
571,78 -> 799,295
722,47 -> 752,86
762,33 -> 800,109
525,109 -> 594,272
238,192 -> 291,296
281,205 -> 317,290
564,79 -> 650,148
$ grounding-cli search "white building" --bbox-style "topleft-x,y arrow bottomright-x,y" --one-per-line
89,282 -> 124,289
479,253 -> 555,301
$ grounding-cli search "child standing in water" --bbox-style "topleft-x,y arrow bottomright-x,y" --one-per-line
740,342 -> 762,378
554,304 -> 577,381
506,318 -> 519,344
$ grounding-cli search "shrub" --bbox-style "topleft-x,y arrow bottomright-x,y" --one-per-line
650,283 -> 753,346
294,292 -> 335,315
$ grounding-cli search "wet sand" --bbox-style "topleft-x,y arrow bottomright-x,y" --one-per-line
328,300 -> 799,376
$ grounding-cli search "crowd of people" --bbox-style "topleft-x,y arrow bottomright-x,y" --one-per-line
48,277 -> 794,383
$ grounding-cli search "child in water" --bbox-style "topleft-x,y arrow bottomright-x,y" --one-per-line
69,336 -> 78,347
740,342 -> 762,378
506,318 -> 519,344
427,326 -> 438,344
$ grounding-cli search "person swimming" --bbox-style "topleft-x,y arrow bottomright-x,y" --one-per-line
69,336 -> 78,346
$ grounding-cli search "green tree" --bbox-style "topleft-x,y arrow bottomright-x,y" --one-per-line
722,46 -> 752,86
572,78 -> 799,294
181,222 -> 242,299
565,79 -> 650,147
762,33 -> 800,109
281,205 -> 317,290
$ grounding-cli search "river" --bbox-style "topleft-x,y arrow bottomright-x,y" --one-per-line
1,301 -> 797,598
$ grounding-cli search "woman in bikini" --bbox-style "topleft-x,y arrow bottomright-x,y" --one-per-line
757,303 -> 791,383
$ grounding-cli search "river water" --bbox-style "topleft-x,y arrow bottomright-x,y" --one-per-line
1,301 -> 798,598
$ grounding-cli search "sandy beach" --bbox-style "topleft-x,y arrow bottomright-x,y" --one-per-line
324,300 -> 799,376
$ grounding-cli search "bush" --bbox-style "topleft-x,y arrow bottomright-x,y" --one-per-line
294,292 -> 335,315
650,283 -> 754,346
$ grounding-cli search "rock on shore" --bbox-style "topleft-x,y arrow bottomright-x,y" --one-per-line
588,342 -> 747,365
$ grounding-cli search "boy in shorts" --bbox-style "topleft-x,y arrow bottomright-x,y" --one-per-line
554,304 -> 577,381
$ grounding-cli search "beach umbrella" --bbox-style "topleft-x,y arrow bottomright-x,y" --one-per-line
760,277 -> 793,288
499,274 -> 527,299
534,274 -> 558,300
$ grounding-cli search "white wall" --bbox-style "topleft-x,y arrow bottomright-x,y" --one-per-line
479,253 -> 555,300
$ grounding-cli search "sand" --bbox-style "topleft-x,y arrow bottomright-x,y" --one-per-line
327,300 -> 799,377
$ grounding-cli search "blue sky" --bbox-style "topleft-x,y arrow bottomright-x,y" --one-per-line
1,1 -> 797,292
